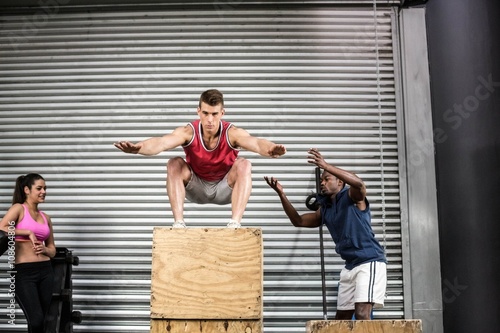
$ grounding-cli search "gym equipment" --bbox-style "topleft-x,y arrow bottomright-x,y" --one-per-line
45,247 -> 82,333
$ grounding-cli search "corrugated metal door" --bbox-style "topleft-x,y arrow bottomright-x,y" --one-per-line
0,4 -> 403,332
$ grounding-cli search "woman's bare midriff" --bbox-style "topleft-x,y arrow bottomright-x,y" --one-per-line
15,240 -> 50,264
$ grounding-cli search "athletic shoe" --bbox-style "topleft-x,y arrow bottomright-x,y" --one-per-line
226,219 -> 241,228
172,220 -> 186,228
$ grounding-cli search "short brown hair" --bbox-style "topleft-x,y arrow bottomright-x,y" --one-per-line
199,89 -> 224,107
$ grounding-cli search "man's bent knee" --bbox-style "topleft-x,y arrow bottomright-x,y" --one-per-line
167,157 -> 188,174
228,158 -> 252,187
167,157 -> 191,182
167,156 -> 185,168
233,158 -> 252,175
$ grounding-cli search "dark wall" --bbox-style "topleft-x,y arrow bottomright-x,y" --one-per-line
425,1 -> 500,333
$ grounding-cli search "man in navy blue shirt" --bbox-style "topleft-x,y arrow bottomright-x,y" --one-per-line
265,148 -> 387,320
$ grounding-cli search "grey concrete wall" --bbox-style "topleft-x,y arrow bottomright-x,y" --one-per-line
425,1 -> 500,333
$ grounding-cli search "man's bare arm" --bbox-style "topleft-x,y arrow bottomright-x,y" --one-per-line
307,148 -> 366,202
229,127 -> 286,158
114,126 -> 193,156
264,176 -> 321,228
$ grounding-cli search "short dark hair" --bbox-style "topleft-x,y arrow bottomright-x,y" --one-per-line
322,170 -> 346,189
199,89 -> 224,107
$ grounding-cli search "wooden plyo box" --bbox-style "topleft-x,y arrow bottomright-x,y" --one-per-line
306,320 -> 423,333
150,227 -> 263,332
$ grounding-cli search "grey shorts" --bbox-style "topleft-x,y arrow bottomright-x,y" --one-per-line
185,171 -> 232,205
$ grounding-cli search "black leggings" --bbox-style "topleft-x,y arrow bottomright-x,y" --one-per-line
15,261 -> 54,333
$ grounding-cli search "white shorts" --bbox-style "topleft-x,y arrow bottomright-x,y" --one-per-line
337,261 -> 387,310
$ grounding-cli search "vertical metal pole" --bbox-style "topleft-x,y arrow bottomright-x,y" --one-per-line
316,167 -> 328,320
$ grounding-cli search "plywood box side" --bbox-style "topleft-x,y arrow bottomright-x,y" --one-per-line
150,228 -> 263,319
150,319 -> 262,333
306,320 -> 423,333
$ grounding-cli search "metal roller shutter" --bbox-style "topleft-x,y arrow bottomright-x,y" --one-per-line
0,3 -> 404,332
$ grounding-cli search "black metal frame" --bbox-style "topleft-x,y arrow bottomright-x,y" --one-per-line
45,247 -> 82,333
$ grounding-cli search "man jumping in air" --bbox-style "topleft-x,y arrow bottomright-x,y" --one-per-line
114,89 -> 286,228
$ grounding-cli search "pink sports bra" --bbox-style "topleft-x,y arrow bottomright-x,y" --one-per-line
15,204 -> 50,242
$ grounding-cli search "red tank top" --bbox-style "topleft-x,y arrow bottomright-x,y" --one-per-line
183,120 -> 239,181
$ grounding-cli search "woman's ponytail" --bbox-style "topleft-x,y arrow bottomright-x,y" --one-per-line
12,173 -> 44,205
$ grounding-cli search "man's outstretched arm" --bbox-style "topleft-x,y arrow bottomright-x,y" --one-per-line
114,126 -> 192,156
229,126 -> 286,158
264,176 -> 321,228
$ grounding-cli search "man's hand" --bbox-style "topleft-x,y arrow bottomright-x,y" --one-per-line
268,144 -> 287,158
264,176 -> 284,194
307,148 -> 328,169
114,141 -> 141,154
